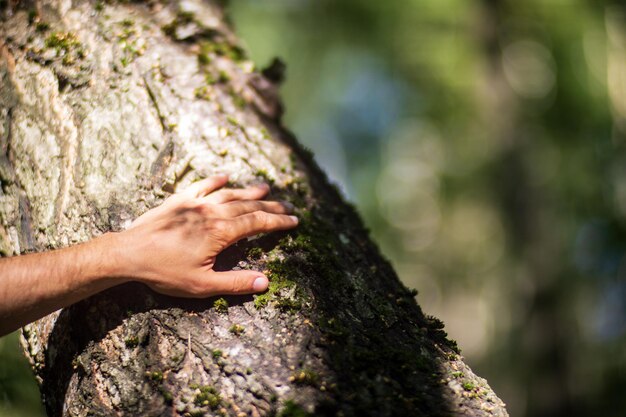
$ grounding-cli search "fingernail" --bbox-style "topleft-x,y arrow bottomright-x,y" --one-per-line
256,183 -> 270,190
289,215 -> 299,224
281,201 -> 295,212
253,276 -> 269,292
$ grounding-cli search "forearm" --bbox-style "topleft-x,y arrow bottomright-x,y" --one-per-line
0,233 -> 127,336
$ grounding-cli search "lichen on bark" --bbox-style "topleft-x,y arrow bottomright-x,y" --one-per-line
0,0 -> 508,416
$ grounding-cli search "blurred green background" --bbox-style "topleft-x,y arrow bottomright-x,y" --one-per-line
1,0 -> 625,416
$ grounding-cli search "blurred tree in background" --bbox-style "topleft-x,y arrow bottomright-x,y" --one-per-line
0,1 -> 624,416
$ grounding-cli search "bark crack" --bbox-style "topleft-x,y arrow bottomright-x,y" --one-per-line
17,192 -> 35,252
144,76 -> 177,190
1,102 -> 36,253
143,75 -> 170,133
52,102 -> 79,224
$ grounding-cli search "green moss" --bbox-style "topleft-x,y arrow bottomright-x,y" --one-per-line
447,339 -> 461,355
194,86 -> 211,100
177,11 -> 195,22
198,41 -> 213,65
226,116 -> 240,126
278,401 -> 311,417
462,381 -> 475,391
289,368 -> 318,387
426,315 -> 445,330
147,371 -> 163,382
276,297 -> 302,311
213,298 -> 228,314
253,274 -> 297,310
45,32 -> 82,54
254,168 -> 269,179
229,324 -> 245,336
116,19 -> 144,66
198,52 -> 212,65
27,9 -> 37,24
159,387 -> 173,405
266,211 -> 346,299
197,41 -> 246,63
228,88 -> 246,109
220,43 -> 245,62
124,336 -> 139,348
162,11 -> 195,38
35,22 -> 50,32
161,23 -> 177,38
218,70 -> 231,83
212,349 -> 223,359
193,385 -> 221,409
451,371 -> 464,378
205,73 -> 217,85
247,246 -> 263,259
232,94 -> 246,109
62,54 -> 76,66
317,317 -> 347,339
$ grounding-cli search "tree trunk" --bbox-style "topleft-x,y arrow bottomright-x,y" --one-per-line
0,1 -> 508,416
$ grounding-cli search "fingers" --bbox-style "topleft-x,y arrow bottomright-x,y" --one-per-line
204,184 -> 269,204
220,200 -> 294,217
180,175 -> 229,198
225,211 -> 298,244
204,270 -> 269,295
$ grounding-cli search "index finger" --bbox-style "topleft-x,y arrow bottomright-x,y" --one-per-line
180,176 -> 229,198
224,211 -> 298,244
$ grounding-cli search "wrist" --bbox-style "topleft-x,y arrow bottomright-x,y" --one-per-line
89,232 -> 134,284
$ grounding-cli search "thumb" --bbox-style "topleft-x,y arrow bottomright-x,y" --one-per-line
206,270 -> 269,295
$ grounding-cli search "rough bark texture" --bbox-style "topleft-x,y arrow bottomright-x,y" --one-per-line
0,1 -> 508,416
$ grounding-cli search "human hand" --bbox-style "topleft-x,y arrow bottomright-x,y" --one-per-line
117,175 -> 297,298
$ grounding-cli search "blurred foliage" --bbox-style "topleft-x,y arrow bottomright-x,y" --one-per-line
0,332 -> 43,416
1,1 -> 625,417
230,1 -> 625,416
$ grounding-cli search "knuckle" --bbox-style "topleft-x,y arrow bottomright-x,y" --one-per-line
229,278 -> 238,293
210,219 -> 229,234
209,204 -> 226,218
194,202 -> 211,216
179,200 -> 200,213
232,274 -> 247,293
269,202 -> 283,213
253,211 -> 269,228
210,221 -> 234,245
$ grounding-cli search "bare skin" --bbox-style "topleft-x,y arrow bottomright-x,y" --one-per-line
0,175 -> 298,336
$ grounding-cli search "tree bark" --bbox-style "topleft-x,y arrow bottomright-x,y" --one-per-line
0,1 -> 508,416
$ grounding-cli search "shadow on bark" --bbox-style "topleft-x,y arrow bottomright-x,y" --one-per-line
43,230 -> 458,417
